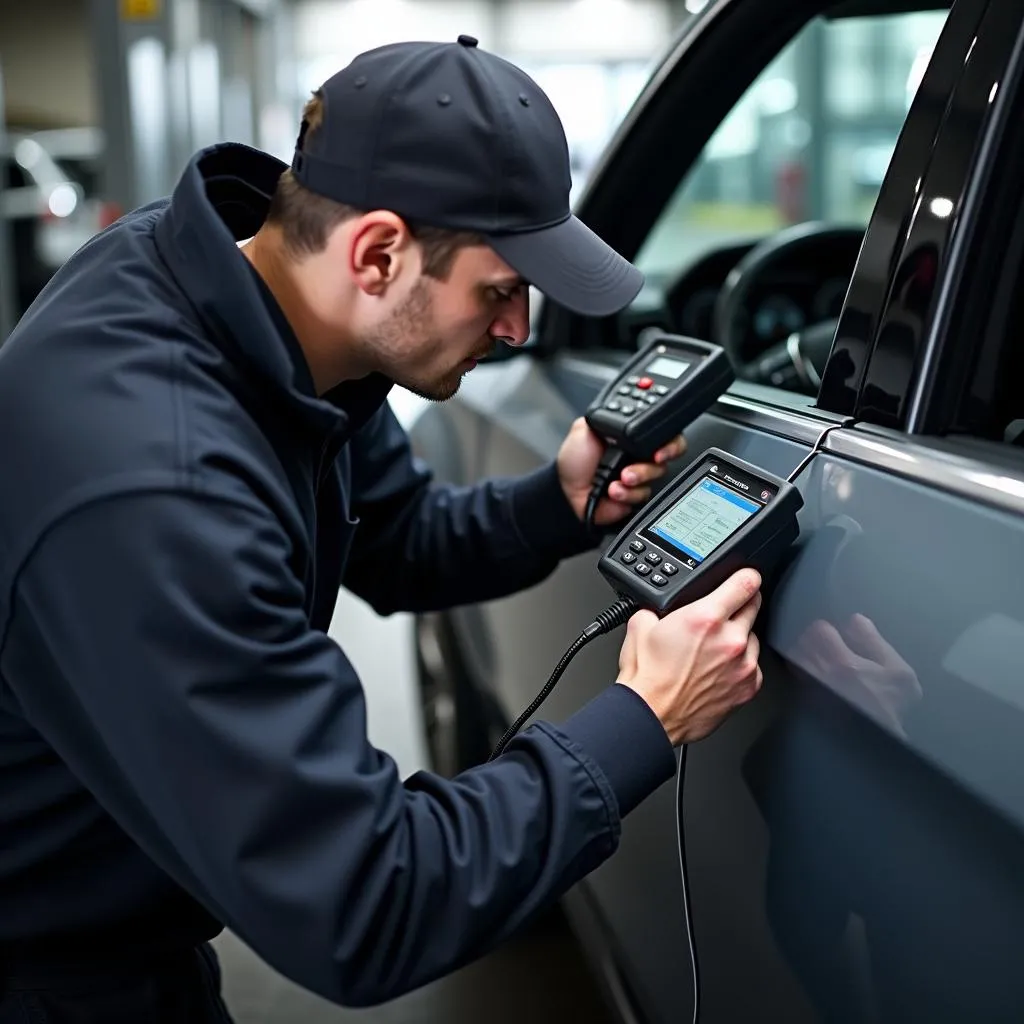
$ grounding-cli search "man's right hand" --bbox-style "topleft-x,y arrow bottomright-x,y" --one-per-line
616,569 -> 763,746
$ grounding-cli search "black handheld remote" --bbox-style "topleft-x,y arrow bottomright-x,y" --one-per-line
585,333 -> 735,457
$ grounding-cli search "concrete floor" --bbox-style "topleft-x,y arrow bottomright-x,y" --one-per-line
209,390 -> 614,1023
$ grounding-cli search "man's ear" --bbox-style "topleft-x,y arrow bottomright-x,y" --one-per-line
340,211 -> 417,296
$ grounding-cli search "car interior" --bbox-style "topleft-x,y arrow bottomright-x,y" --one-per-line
525,0 -> 953,404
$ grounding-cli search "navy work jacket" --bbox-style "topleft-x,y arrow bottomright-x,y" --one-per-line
0,144 -> 674,1005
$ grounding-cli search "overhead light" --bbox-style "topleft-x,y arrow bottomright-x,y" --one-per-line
47,184 -> 78,218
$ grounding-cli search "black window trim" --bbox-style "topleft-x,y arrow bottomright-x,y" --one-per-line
903,0 -> 1024,433
842,0 -> 1022,430
815,0 -> 987,417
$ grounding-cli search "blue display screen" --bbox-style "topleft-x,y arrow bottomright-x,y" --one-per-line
649,478 -> 760,563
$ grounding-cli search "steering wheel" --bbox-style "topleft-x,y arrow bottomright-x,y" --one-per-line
712,221 -> 864,385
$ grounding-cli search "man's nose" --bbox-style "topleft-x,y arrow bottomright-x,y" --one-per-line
489,291 -> 530,346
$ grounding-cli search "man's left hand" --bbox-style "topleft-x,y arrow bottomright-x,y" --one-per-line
557,417 -> 688,527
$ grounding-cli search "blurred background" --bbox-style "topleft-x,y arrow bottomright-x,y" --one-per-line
0,2 -> 946,1022
0,0 -> 943,333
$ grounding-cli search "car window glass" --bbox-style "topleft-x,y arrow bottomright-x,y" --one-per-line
636,10 -> 949,282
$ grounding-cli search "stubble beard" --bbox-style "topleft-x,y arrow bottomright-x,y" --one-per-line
368,279 -> 470,403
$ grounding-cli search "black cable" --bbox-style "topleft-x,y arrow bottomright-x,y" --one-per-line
674,414 -> 856,1024
583,445 -> 632,536
676,745 -> 699,1024
488,597 -> 638,761
785,419 -> 855,483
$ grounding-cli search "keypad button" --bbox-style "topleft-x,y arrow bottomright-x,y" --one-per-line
662,562 -> 678,576
620,551 -> 637,564
631,389 -> 646,400
606,399 -> 621,411
644,551 -> 662,565
617,385 -> 632,395
654,385 -> 669,395
627,376 -> 640,385
634,562 -> 652,576
644,394 -> 659,405
636,377 -> 653,390
651,573 -> 668,587
619,402 -> 635,416
629,540 -> 645,553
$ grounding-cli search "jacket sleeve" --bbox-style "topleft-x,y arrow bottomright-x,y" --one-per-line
342,403 -> 598,615
3,488 -> 676,1007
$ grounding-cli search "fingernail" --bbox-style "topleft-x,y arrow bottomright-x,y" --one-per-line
622,471 -> 636,485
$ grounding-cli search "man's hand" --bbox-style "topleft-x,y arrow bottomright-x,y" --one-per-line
556,417 -> 687,526
617,569 -> 764,745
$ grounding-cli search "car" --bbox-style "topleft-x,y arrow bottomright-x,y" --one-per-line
407,0 -> 1024,1021
0,127 -> 115,317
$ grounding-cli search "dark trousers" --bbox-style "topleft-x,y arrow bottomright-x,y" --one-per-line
0,943 -> 234,1023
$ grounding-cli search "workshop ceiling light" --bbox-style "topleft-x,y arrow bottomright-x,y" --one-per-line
47,184 -> 78,219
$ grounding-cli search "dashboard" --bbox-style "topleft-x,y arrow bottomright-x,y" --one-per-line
668,233 -> 862,364
623,229 -> 864,371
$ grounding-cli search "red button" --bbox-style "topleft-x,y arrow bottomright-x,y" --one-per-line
636,377 -> 653,389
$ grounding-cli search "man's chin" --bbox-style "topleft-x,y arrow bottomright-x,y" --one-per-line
404,374 -> 464,403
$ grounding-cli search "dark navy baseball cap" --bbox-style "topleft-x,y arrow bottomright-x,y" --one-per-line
290,34 -> 643,317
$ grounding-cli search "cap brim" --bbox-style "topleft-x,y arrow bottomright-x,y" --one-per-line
487,214 -> 643,318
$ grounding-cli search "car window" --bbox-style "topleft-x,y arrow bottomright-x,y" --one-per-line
635,10 -> 949,280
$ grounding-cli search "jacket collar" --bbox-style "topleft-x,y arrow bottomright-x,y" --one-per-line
153,143 -> 393,439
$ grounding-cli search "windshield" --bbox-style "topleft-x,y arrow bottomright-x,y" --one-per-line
635,9 -> 949,278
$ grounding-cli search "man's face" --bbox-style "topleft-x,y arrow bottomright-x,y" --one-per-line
365,244 -> 531,402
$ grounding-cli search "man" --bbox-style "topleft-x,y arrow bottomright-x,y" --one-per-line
0,36 -> 763,1022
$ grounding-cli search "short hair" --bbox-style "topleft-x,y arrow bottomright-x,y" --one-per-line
265,90 -> 485,280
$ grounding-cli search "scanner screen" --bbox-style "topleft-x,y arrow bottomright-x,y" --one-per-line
649,477 -> 759,563
645,356 -> 691,380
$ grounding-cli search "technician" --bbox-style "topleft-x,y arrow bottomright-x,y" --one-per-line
0,35 -> 763,1023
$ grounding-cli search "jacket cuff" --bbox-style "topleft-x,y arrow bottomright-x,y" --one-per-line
554,683 -> 676,818
508,462 -> 596,560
